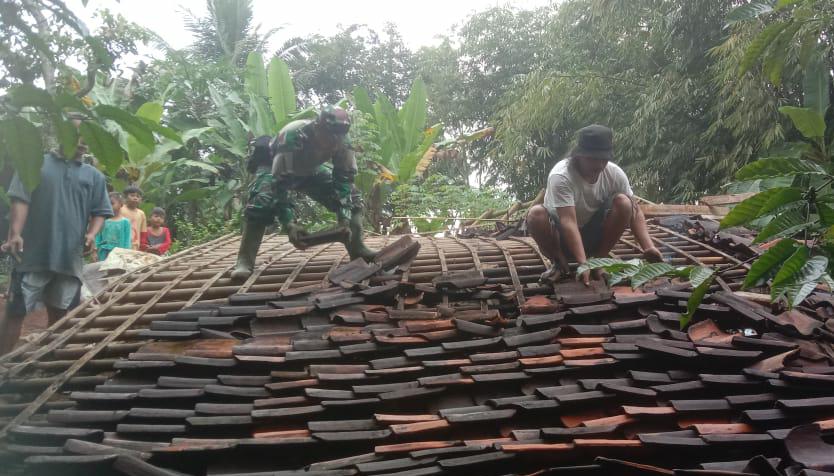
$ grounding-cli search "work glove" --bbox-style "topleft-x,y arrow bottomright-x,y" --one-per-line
286,223 -> 309,249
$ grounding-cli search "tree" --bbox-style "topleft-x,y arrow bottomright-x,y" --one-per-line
351,79 -> 441,230
285,24 -> 416,106
492,0 -> 745,202
0,1 -> 165,192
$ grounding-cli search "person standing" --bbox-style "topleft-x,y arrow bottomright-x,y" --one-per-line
121,185 -> 147,251
0,124 -> 113,355
142,207 -> 172,255
94,192 -> 132,261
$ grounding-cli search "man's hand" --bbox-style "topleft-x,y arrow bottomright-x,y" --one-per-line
578,267 -> 592,286
643,247 -> 664,263
2,233 -> 24,261
286,223 -> 309,249
84,233 -> 96,251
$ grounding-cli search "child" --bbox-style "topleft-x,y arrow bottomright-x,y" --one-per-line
94,192 -> 132,261
142,207 -> 172,255
121,185 -> 147,250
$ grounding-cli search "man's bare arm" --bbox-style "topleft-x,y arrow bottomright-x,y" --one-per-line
85,215 -> 105,249
555,206 -> 586,265
4,200 -> 29,256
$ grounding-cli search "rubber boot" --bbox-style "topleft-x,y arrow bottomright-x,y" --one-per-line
347,212 -> 377,262
230,221 -> 266,281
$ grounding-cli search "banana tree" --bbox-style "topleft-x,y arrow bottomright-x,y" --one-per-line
198,51 -> 309,217
351,78 -> 443,231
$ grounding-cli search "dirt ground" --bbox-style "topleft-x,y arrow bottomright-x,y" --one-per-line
0,295 -> 49,350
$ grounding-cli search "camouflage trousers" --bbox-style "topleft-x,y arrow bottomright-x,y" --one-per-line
243,165 -> 363,226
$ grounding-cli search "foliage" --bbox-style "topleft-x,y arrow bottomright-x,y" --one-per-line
0,1 -> 159,191
492,0 -> 761,202
389,174 -> 513,233
716,0 -> 833,308
578,258 -> 716,328
167,208 -> 240,254
286,24 -> 416,106
351,79 -> 442,230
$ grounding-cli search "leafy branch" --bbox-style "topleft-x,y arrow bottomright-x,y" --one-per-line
577,259 -> 715,329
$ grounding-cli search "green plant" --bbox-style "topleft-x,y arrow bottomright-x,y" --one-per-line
0,1 -> 160,191
713,0 -> 833,308
390,174 -> 513,233
577,258 -> 716,329
350,79 -> 442,230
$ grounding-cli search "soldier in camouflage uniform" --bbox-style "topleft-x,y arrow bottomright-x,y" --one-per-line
231,105 -> 377,281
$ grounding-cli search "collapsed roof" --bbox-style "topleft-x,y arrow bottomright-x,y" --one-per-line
1,221 -> 834,476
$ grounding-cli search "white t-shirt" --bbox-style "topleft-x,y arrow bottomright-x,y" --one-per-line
543,158 -> 633,227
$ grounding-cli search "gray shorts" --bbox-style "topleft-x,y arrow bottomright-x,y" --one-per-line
20,271 -> 81,313
547,196 -> 615,261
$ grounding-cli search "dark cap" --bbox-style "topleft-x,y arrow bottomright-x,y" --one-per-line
570,124 -> 614,161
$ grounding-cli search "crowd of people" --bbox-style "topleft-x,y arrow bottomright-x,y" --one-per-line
94,187 -> 172,261
0,115 -> 657,364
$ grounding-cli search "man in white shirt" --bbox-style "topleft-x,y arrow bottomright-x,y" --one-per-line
526,124 -> 663,285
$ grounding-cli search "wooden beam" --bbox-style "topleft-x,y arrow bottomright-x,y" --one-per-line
699,192 -> 756,206
640,204 -> 730,217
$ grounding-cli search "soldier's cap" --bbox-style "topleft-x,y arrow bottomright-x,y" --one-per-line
319,105 -> 351,135
569,124 -> 614,161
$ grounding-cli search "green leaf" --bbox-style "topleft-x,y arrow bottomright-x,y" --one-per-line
804,52 -> 831,118
53,117 -> 79,159
680,275 -> 715,329
172,188 -> 211,203
743,239 -> 798,288
80,121 -> 125,175
819,204 -> 834,227
248,93 -> 276,137
720,187 -> 796,228
689,267 -> 715,289
138,118 -> 182,144
0,117 -> 44,192
353,87 -> 375,118
772,255 -> 828,306
753,207 -> 810,243
735,157 -> 827,180
759,187 -> 805,216
244,52 -> 268,97
726,0 -> 775,25
399,77 -> 428,154
53,92 -> 92,115
576,258 -> 642,276
738,22 -> 786,75
763,24 -> 795,86
94,105 -> 155,148
182,127 -> 214,143
772,246 -> 810,286
779,106 -> 826,139
178,159 -> 220,174
398,124 -> 443,183
608,266 -> 643,287
267,57 -> 296,127
135,102 -> 163,123
9,84 -> 55,111
630,262 -> 676,289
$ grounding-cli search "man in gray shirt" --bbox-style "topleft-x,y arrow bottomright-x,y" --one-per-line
0,129 -> 112,355
526,125 -> 662,285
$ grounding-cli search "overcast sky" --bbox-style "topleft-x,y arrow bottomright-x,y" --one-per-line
67,0 -> 552,55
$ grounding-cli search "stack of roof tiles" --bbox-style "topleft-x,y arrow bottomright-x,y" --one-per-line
4,232 -> 834,476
